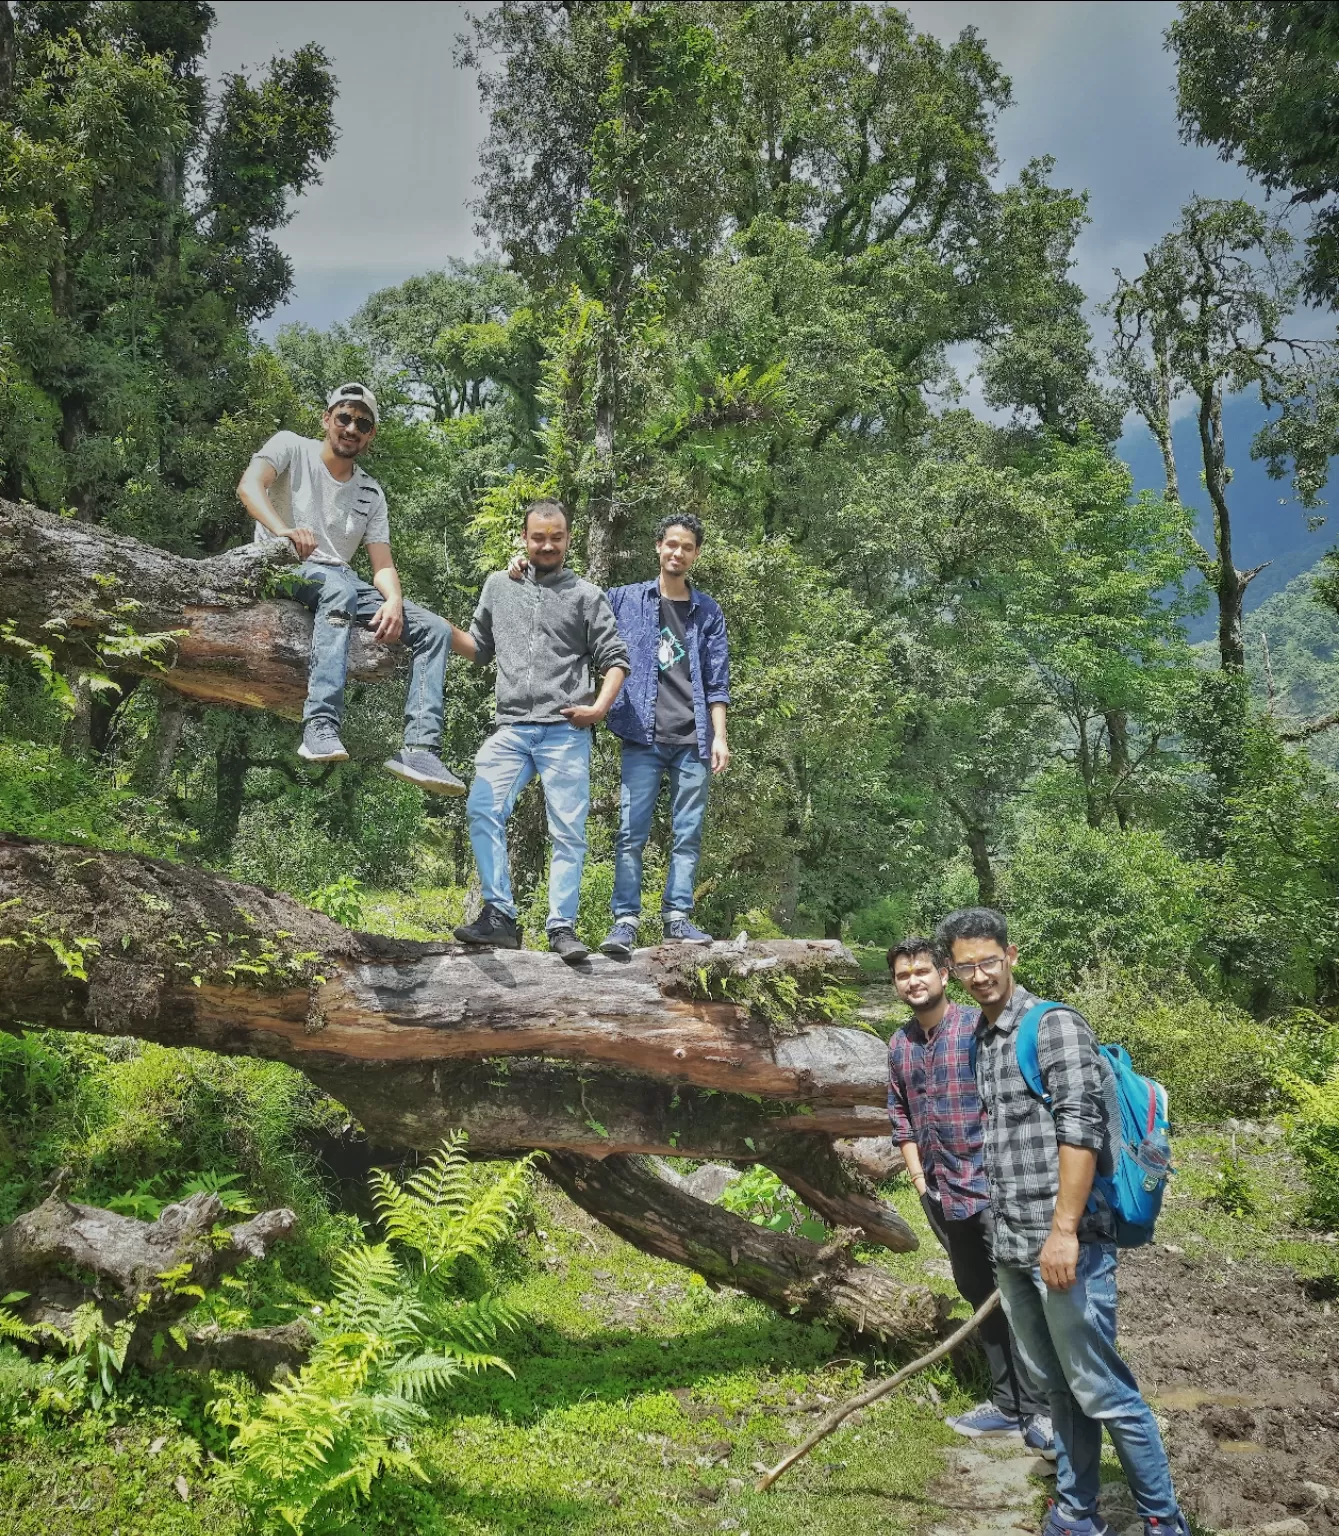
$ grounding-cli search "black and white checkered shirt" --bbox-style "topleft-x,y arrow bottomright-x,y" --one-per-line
974,982 -> 1116,1267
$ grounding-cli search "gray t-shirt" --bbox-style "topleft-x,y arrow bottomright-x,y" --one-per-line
250,431 -> 390,566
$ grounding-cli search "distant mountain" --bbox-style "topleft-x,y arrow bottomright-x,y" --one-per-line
1243,569 -> 1339,771
1119,393 -> 1335,641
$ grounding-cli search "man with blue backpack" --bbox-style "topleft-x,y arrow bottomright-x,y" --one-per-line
937,906 -> 1185,1536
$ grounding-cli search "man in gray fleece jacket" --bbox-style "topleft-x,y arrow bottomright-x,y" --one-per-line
451,500 -> 630,963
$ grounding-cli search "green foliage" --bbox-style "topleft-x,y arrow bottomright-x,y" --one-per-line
306,875 -> 365,930
1005,817 -> 1214,996
1279,1066 -> 1339,1228
718,1165 -> 827,1241
1171,2 -> 1339,307
1206,1145 -> 1257,1218
42,1302 -> 135,1413
1067,969 -> 1281,1122
215,1137 -> 532,1534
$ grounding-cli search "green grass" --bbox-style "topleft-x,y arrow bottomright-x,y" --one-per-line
0,1180 -> 973,1535
1156,1124 -> 1339,1288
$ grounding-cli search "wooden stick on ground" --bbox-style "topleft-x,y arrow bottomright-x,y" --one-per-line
754,1288 -> 1001,1492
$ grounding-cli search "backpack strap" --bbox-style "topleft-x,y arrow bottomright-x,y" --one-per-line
1015,1001 -> 1063,1104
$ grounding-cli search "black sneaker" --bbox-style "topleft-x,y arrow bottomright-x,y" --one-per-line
548,927 -> 589,965
383,747 -> 467,796
454,903 -> 522,949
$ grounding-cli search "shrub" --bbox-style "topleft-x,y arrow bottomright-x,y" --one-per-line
1280,1066 -> 1339,1229
214,1135 -> 534,1533
1068,969 -> 1280,1122
1005,818 -> 1215,996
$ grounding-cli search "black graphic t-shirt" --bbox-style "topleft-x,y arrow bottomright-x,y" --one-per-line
654,596 -> 697,746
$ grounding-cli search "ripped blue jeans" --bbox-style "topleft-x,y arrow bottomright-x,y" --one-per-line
293,559 -> 449,749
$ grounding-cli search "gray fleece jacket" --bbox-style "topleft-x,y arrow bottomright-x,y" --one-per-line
468,566 -> 631,725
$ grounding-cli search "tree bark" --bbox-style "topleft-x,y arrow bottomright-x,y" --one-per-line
0,1188 -> 303,1379
0,500 -> 403,718
0,837 -> 883,1108
545,1153 -> 942,1346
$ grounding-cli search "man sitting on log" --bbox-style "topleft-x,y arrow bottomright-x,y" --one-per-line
237,382 -> 466,794
886,936 -> 1054,1456
450,499 -> 630,964
939,906 -> 1190,1536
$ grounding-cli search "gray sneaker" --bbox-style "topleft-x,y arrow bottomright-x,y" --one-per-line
298,720 -> 349,763
383,747 -> 467,796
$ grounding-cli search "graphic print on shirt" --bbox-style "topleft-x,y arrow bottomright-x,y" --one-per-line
658,625 -> 686,671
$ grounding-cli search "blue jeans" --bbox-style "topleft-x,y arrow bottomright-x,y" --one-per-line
997,1243 -> 1178,1522
466,723 -> 591,934
611,741 -> 709,919
293,560 -> 449,750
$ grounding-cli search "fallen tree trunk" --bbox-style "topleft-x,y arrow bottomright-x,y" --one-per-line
0,500 -> 401,718
0,1188 -> 305,1381
546,1153 -> 941,1346
0,837 -> 886,1110
0,834 -> 921,1330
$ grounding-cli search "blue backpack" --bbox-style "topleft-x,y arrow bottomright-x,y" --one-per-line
1013,1002 -> 1173,1248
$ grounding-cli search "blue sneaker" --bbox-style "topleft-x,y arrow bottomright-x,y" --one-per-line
663,915 -> 712,945
600,920 -> 639,958
1024,1412 -> 1057,1460
1142,1515 -> 1191,1536
1041,1504 -> 1112,1536
945,1401 -> 1023,1438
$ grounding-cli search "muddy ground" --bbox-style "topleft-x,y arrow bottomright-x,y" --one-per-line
1117,1241 -> 1339,1535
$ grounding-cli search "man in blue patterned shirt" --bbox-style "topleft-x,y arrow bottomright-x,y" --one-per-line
887,937 -> 1050,1451
938,907 -> 1189,1536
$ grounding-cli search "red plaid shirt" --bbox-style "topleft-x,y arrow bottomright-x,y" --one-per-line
887,1001 -> 990,1220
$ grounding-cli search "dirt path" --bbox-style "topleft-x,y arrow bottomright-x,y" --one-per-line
912,1238 -> 1339,1536
1117,1242 -> 1339,1536
926,1439 -> 1052,1536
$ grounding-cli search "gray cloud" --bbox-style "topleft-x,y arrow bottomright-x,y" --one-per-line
213,2 -> 1258,330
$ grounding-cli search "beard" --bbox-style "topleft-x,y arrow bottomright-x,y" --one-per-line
530,550 -> 564,571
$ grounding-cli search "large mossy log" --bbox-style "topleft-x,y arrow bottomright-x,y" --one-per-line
546,1153 -> 940,1346
0,836 -> 886,1116
0,835 -> 924,1328
0,499 -> 401,717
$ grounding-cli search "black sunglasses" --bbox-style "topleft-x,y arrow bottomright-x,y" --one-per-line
332,410 -> 374,434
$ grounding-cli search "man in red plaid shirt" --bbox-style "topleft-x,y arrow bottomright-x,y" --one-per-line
887,936 -> 1052,1453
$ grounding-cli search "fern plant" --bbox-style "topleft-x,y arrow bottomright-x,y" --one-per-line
216,1134 -> 535,1533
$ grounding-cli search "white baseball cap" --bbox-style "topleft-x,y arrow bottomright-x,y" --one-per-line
325,381 -> 379,425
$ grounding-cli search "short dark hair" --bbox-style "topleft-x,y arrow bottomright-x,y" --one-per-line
936,907 -> 1010,956
524,498 -> 571,530
656,512 -> 704,548
886,936 -> 943,971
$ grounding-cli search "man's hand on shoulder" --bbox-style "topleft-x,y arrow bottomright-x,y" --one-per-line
371,598 -> 404,644
507,553 -> 528,581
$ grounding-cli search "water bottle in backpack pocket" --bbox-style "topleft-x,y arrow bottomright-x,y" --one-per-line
1014,1005 -> 1173,1248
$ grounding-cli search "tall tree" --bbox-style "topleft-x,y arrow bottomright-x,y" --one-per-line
460,0 -> 731,582
1171,1 -> 1339,308
1106,197 -> 1338,671
0,1 -> 336,535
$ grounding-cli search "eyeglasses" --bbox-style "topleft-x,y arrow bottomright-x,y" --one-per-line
333,411 -> 375,435
951,955 -> 1008,981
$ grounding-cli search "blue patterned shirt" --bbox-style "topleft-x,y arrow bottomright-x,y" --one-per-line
887,1001 -> 990,1220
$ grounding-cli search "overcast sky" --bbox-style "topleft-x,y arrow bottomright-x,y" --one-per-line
210,0 -> 1257,334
